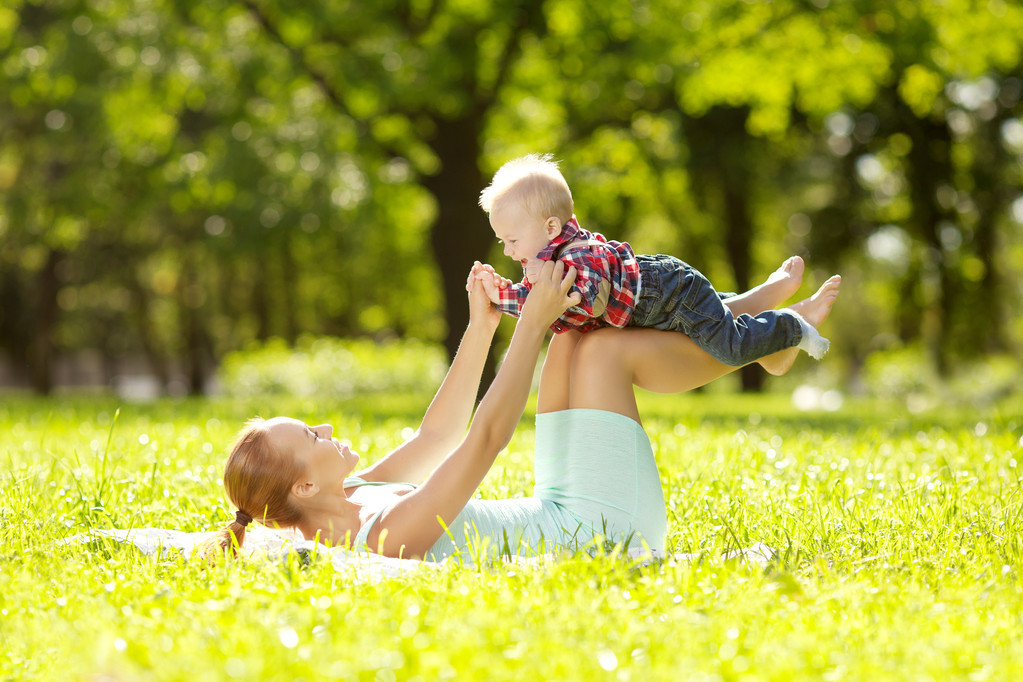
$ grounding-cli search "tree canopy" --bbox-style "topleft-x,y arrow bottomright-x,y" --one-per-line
2,0 -> 1021,394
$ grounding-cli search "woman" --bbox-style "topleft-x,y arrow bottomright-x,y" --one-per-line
200,258 -> 839,562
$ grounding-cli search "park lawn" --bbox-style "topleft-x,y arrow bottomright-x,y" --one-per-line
1,390 -> 1021,681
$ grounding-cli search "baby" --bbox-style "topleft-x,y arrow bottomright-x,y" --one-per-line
468,154 -> 841,371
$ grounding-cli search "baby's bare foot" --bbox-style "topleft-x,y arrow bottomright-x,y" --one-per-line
763,256 -> 804,301
789,274 -> 841,328
726,256 -> 805,317
758,274 -> 841,375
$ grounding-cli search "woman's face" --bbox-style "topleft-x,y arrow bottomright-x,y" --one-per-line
266,417 -> 359,492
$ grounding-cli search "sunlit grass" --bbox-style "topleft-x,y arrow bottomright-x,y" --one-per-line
1,391 -> 1021,680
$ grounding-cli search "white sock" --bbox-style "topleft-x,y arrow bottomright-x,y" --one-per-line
789,311 -> 830,360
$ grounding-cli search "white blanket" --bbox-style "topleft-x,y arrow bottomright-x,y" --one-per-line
60,526 -> 773,580
60,525 -> 434,580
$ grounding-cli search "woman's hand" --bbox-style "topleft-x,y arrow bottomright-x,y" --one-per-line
468,270 -> 502,334
520,260 -> 582,328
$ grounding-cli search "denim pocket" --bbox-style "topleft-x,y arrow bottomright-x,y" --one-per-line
673,267 -> 727,325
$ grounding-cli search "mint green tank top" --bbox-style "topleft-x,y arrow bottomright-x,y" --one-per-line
349,409 -> 666,563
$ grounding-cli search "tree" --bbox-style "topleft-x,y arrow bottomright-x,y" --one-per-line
225,0 -> 550,363
3,0 -> 1022,396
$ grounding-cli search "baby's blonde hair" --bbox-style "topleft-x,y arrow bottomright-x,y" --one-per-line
479,154 -> 574,224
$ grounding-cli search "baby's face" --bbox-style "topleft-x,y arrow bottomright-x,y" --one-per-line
490,202 -> 557,283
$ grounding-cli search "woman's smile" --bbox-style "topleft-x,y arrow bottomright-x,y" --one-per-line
336,439 -> 359,461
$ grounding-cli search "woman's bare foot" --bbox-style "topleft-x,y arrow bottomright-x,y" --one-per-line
758,274 -> 842,376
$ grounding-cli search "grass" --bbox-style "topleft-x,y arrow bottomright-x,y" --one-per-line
1,389 -> 1021,681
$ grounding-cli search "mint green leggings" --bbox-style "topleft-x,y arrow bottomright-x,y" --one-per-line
352,408 -> 667,562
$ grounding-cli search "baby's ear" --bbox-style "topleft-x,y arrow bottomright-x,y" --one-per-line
544,217 -> 562,238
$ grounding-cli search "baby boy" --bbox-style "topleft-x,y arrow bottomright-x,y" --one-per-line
468,154 -> 838,368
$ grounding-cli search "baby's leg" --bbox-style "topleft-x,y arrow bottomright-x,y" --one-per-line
721,256 -> 804,315
788,275 -> 841,328
757,274 -> 842,376
720,256 -> 804,376
563,259 -> 837,414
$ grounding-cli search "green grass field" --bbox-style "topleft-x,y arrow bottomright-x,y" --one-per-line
2,390 -> 1021,681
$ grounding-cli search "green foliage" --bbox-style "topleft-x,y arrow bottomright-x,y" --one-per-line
2,392 -> 1022,679
899,64 -> 948,117
2,0 -> 1023,395
861,343 -> 941,401
862,344 -> 1021,406
217,336 -> 447,397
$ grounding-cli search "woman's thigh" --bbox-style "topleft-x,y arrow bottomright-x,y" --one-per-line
533,409 -> 667,550
569,327 -> 736,420
537,330 -> 582,414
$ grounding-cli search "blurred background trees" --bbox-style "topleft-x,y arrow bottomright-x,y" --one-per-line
2,0 -> 1021,396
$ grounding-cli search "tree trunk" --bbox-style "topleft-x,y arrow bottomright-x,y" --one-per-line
178,255 -> 208,395
902,109 -> 956,375
30,248 -> 62,394
421,117 -> 494,359
720,137 -> 763,393
0,266 -> 30,385
683,107 -> 765,392
969,110 -> 1010,353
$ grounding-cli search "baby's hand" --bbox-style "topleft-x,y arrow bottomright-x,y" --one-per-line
491,272 -> 512,289
467,262 -> 510,294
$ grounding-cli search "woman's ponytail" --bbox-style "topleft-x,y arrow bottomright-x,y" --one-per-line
194,418 -> 304,564
194,515 -> 250,564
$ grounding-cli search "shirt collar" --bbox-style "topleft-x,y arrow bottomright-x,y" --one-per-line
538,216 -> 582,260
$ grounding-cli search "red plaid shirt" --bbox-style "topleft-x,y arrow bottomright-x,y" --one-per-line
496,217 -> 641,333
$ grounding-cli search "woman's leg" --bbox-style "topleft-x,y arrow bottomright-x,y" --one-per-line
538,325 -> 739,418
722,256 -> 805,376
729,264 -> 842,376
569,328 -> 734,422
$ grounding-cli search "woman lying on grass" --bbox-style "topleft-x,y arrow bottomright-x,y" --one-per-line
199,258 -> 840,563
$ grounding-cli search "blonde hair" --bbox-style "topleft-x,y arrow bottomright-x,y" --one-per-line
479,153 -> 574,224
195,418 -> 306,563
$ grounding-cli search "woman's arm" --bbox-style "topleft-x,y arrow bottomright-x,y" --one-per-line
367,262 -> 581,558
355,280 -> 502,484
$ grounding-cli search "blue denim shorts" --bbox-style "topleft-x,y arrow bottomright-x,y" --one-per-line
629,254 -> 801,366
